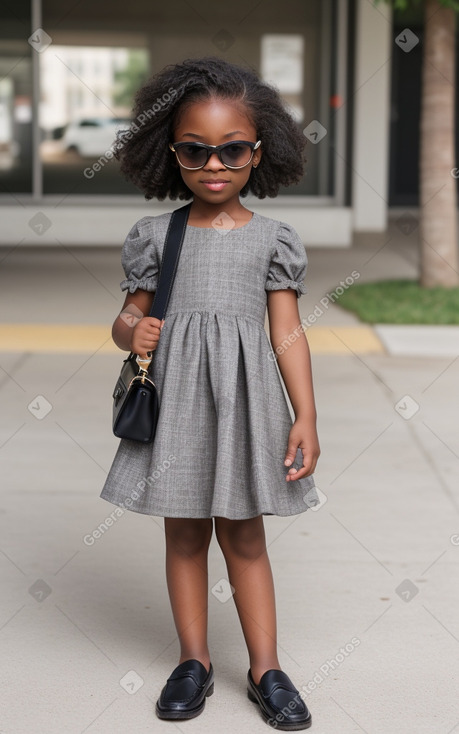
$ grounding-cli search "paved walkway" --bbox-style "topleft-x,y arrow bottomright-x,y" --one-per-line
1,220 -> 458,733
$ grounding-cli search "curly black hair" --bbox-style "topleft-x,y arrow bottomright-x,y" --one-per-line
113,56 -> 307,200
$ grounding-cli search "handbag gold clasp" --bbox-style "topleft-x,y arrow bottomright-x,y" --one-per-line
135,351 -> 152,376
128,373 -> 156,390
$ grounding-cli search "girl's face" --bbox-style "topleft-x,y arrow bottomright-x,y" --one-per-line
171,98 -> 262,205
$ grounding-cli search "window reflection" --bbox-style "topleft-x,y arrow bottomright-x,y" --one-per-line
261,34 -> 305,123
40,46 -> 149,194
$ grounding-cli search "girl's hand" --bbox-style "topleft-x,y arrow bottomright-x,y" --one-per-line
131,317 -> 165,358
284,418 -> 320,481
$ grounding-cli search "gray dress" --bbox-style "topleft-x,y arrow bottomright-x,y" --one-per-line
100,209 -> 320,520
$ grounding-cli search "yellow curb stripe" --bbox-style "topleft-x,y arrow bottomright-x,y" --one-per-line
0,324 -> 119,353
0,324 -> 385,355
305,326 -> 385,354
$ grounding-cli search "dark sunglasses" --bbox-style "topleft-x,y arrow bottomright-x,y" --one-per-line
169,139 -> 261,170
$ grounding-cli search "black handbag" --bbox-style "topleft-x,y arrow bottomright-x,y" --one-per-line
112,203 -> 191,442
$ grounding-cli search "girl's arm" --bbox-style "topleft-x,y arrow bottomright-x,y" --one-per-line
112,290 -> 163,356
266,289 -> 320,480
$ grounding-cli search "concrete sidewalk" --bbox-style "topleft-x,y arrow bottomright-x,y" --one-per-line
1,222 -> 459,733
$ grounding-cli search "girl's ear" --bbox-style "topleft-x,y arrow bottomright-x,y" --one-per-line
168,140 -> 179,167
253,146 -> 262,168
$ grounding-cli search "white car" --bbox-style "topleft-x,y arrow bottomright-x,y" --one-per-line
61,117 -> 131,156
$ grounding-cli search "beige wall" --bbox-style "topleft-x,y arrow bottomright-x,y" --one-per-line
352,0 -> 392,232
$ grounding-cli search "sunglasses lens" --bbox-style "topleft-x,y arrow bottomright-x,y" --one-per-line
174,142 -> 255,169
221,143 -> 252,167
175,144 -> 208,168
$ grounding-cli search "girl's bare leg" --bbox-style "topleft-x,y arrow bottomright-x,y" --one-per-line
214,515 -> 281,685
164,517 -> 213,672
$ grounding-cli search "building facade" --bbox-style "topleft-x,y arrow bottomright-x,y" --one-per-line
1,0 -> 396,246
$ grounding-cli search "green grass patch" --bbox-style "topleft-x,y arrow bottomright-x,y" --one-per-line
336,279 -> 459,324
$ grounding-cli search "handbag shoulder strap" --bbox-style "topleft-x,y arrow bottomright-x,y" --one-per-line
149,202 -> 192,320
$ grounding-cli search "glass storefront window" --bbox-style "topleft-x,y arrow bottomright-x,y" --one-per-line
40,45 -> 149,194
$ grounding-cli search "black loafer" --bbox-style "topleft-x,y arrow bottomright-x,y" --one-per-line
155,659 -> 214,720
247,668 -> 312,730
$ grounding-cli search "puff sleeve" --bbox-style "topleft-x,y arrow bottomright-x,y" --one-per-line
120,217 -> 159,293
265,221 -> 308,298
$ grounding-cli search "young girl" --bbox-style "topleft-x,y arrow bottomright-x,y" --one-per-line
100,56 -> 320,730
